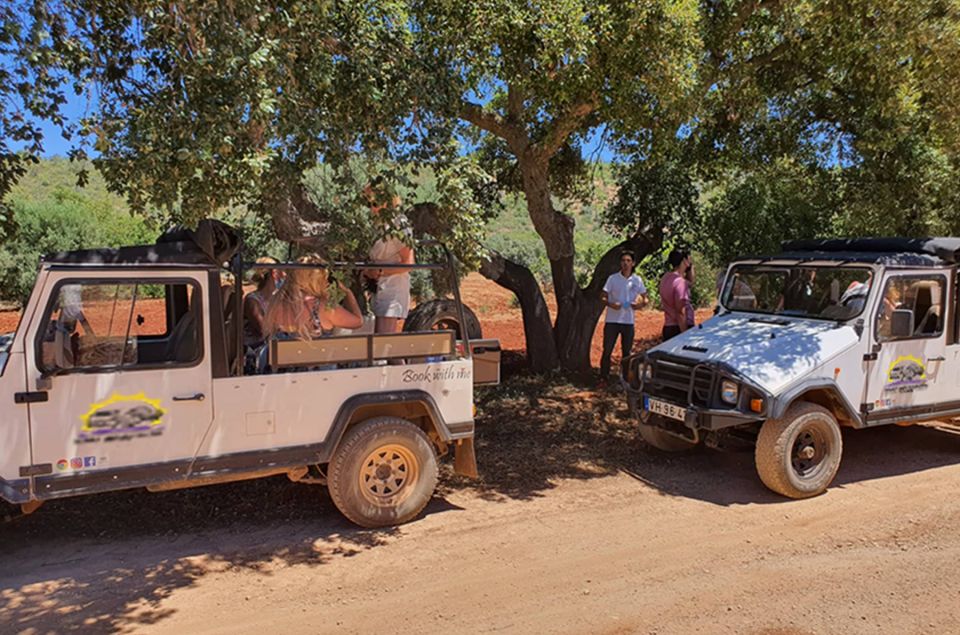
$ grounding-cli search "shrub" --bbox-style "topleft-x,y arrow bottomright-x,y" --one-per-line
0,189 -> 156,305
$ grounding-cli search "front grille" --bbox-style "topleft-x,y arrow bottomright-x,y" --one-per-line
648,355 -> 716,407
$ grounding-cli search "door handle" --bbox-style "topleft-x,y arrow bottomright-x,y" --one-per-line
928,356 -> 946,362
173,393 -> 205,402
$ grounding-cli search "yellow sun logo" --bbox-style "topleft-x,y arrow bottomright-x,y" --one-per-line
80,392 -> 167,433
887,355 -> 926,383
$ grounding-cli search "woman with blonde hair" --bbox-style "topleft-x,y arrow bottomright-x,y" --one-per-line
264,254 -> 363,340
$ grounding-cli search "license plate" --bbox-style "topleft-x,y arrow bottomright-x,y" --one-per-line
644,396 -> 687,422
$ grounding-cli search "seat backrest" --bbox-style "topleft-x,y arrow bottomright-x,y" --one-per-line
269,330 -> 456,369
165,287 -> 202,363
270,335 -> 369,368
908,281 -> 941,336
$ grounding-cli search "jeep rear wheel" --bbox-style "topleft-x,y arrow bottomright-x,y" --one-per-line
755,402 -> 842,499
328,417 -> 439,528
639,423 -> 698,452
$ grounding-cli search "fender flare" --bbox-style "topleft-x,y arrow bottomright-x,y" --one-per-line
318,390 -> 464,463
769,378 -> 863,427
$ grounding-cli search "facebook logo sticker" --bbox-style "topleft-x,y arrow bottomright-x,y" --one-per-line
83,456 -> 97,468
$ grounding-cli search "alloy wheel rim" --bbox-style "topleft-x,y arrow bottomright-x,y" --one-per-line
359,444 -> 419,507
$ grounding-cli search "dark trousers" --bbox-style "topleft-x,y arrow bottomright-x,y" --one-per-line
600,322 -> 635,379
662,324 -> 682,341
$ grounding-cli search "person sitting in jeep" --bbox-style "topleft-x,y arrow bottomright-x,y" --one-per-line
265,255 -> 364,340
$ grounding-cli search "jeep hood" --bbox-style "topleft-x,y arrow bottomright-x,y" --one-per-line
650,313 -> 860,394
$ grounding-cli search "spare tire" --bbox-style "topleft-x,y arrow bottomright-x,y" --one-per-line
404,299 -> 483,339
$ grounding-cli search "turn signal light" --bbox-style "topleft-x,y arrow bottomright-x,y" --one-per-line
750,398 -> 764,413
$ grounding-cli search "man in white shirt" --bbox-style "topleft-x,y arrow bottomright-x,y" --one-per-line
599,251 -> 648,385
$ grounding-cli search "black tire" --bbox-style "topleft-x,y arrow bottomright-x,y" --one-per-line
404,299 -> 482,339
755,402 -> 842,499
328,417 -> 439,528
639,423 -> 698,452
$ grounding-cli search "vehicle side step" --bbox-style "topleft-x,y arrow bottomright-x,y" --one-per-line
146,466 -> 308,492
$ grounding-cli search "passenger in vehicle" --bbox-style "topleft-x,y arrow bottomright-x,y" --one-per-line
264,254 -> 363,339
244,256 -> 281,349
363,178 -> 414,334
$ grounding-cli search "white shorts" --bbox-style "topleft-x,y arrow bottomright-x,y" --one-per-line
373,274 -> 411,318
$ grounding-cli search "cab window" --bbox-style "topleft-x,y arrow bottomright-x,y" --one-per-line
37,280 -> 201,373
876,275 -> 946,341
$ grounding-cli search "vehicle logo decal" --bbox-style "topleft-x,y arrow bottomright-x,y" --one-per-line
77,392 -> 167,443
885,355 -> 928,392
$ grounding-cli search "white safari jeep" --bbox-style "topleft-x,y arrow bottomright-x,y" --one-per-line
625,238 -> 960,498
0,221 -> 499,527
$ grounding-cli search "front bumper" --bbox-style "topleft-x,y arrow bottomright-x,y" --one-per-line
623,380 -> 763,432
622,352 -> 769,433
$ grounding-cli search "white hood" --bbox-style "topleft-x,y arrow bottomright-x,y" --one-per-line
651,313 -> 860,394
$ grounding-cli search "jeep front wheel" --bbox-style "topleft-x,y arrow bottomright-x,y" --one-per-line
328,417 -> 439,528
639,423 -> 698,452
755,402 -> 842,499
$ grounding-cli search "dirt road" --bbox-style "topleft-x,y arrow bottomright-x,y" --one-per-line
3,408 -> 960,634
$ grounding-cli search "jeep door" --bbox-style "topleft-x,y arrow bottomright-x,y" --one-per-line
22,269 -> 213,498
864,271 -> 952,420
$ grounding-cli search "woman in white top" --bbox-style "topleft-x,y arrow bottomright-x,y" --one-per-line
364,182 -> 415,334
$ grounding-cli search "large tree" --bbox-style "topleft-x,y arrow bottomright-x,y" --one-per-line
4,0 -> 960,372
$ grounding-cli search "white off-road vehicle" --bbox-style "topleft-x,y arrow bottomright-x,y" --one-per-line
625,238 -> 960,498
0,221 -> 499,527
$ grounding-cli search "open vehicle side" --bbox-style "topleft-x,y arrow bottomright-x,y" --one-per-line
0,221 -> 499,527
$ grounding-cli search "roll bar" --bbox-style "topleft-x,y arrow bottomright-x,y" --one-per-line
228,239 -> 470,376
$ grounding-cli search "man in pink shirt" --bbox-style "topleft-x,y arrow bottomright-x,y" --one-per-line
659,249 -> 695,340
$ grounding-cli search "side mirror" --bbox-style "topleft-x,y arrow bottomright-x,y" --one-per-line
890,309 -> 914,338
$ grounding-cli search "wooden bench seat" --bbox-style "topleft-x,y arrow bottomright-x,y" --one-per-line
269,330 -> 456,369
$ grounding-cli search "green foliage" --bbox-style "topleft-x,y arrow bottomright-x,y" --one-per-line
602,154 -> 700,240
4,0 -> 960,371
0,172 -> 156,304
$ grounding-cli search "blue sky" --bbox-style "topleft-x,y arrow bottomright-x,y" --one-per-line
29,91 -> 619,162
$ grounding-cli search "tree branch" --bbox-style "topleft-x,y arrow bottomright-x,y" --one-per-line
584,228 -> 662,295
534,96 -> 598,160
459,99 -> 528,152
506,83 -> 523,123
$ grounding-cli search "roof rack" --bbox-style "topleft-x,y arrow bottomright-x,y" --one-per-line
782,238 -> 960,264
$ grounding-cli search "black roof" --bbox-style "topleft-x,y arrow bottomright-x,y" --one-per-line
779,238 -> 960,266
43,219 -> 240,267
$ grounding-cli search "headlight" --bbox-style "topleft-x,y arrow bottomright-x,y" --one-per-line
642,363 -> 653,382
720,379 -> 739,405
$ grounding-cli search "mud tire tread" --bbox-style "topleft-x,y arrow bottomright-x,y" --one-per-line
755,402 -> 842,499
328,417 -> 439,528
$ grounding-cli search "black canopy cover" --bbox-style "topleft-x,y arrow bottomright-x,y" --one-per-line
44,219 -> 241,267
782,238 -> 960,265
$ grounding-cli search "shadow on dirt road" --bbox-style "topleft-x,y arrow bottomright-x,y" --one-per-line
3,372 -> 960,633
458,374 -> 960,506
0,479 -> 463,634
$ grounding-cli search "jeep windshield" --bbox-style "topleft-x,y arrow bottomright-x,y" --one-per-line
721,264 -> 873,321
